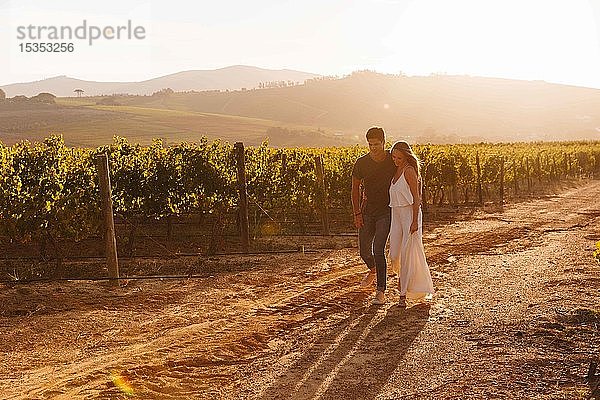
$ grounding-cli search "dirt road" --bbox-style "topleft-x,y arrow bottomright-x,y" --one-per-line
1,181 -> 599,399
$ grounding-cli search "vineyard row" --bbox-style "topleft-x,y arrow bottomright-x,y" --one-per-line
1,135 -> 599,252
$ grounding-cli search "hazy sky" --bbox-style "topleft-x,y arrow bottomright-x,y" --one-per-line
1,0 -> 600,88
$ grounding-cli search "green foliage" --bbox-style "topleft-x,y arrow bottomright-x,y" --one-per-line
1,136 -> 599,248
0,136 -> 98,244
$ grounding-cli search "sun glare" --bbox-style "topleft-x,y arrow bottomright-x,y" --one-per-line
379,0 -> 600,87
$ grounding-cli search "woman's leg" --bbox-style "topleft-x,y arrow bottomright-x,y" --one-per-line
389,207 -> 402,275
398,206 -> 412,295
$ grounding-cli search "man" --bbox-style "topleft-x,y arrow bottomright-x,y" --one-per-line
352,126 -> 397,305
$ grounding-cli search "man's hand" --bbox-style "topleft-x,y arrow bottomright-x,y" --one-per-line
351,176 -> 363,229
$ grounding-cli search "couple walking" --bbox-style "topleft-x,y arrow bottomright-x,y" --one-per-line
352,127 -> 435,306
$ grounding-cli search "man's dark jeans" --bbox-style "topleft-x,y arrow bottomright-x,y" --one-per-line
359,210 -> 391,291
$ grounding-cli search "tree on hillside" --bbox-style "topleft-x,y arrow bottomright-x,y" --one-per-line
31,92 -> 56,104
11,95 -> 29,103
0,88 -> 5,101
258,80 -> 300,89
74,89 -> 84,97
151,88 -> 174,97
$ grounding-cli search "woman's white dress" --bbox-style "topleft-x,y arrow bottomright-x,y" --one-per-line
389,172 -> 435,300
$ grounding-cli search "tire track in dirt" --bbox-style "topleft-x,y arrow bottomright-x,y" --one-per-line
6,259 -> 372,399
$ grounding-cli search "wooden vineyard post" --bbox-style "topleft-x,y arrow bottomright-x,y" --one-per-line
499,156 -> 505,205
421,180 -> 428,213
536,155 -> 542,186
96,154 -> 119,286
548,155 -> 553,181
525,157 -> 531,193
314,155 -> 330,235
513,160 -> 518,195
476,152 -> 483,205
234,142 -> 250,253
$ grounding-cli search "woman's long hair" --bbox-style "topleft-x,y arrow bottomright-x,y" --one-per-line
391,141 -> 421,178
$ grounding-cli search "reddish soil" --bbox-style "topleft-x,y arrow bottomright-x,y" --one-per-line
1,181 -> 599,399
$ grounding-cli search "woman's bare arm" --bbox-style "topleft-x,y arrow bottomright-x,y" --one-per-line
405,166 -> 420,233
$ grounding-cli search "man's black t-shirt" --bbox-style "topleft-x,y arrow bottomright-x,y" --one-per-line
352,151 -> 397,217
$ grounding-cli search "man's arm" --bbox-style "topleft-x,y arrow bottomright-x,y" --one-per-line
351,176 -> 363,229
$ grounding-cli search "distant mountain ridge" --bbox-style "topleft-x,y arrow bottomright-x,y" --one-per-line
109,71 -> 600,143
2,69 -> 600,144
0,65 -> 321,97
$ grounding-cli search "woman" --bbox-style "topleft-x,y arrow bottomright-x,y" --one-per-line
388,141 -> 435,307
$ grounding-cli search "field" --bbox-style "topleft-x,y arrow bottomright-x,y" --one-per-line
5,70 -> 600,148
1,180 -> 599,399
0,100 -> 342,147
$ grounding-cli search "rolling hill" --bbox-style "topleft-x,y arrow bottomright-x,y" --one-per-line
2,70 -> 600,146
0,65 -> 320,97
98,71 -> 600,143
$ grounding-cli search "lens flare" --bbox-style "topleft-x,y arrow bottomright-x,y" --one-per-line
110,370 -> 134,396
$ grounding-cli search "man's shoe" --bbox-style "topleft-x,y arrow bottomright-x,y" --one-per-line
372,290 -> 385,305
360,271 -> 376,288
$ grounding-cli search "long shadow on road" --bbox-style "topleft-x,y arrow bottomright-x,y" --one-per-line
259,303 -> 430,400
